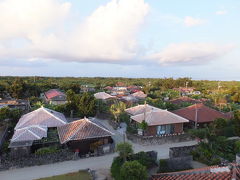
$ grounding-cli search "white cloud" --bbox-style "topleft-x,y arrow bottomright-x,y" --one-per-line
0,0 -> 71,40
0,0 -> 149,63
183,16 -> 205,27
216,10 -> 227,15
148,43 -> 234,65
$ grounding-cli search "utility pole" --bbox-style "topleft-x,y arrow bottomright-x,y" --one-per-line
186,81 -> 189,89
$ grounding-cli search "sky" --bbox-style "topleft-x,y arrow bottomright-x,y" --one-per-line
0,0 -> 239,80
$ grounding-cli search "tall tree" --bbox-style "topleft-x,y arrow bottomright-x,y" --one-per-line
9,78 -> 26,99
78,93 -> 96,117
110,102 -> 126,122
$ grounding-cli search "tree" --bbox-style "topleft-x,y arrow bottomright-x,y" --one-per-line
116,142 -> 133,162
120,160 -> 147,180
233,110 -> 240,136
111,157 -> 124,180
138,120 -> 148,136
110,102 -> 126,122
9,78 -> 27,99
78,92 -> 96,117
0,107 -> 10,123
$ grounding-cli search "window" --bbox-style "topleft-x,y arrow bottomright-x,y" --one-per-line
157,124 -> 174,135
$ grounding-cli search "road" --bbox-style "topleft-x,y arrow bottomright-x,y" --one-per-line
0,119 -> 197,180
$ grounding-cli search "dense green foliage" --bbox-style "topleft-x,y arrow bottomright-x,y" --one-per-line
111,156 -> 124,180
111,151 -> 155,180
0,107 -> 23,128
110,102 -> 126,122
188,114 -> 240,165
119,160 -> 147,180
116,142 -> 133,161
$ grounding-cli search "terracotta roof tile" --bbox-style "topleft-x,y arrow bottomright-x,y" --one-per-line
172,103 -> 230,123
152,164 -> 240,180
57,118 -> 114,144
44,89 -> 66,100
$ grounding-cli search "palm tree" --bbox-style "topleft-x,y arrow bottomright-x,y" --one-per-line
110,102 -> 126,122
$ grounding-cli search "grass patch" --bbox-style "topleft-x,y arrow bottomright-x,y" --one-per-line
37,170 -> 92,180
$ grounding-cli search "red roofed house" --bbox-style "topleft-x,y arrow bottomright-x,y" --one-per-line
152,163 -> 240,180
132,91 -> 147,99
172,103 -> 231,128
58,118 -> 114,155
42,89 -> 67,105
126,104 -> 189,136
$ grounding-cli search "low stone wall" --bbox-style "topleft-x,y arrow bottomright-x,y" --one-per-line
127,133 -> 194,145
0,149 -> 75,171
169,145 -> 198,158
166,155 -> 193,170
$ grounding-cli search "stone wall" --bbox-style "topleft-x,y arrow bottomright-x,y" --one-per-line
166,156 -> 193,170
0,149 -> 75,171
0,126 -> 8,152
127,133 -> 194,145
169,145 -> 198,158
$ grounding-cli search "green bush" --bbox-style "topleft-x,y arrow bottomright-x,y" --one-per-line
111,157 -> 124,180
35,146 -> 59,155
1,141 -> 9,154
119,112 -> 130,124
235,141 -> 240,153
116,142 -> 133,161
120,160 -> 147,180
188,128 -> 208,139
159,159 -> 169,173
129,151 -> 155,168
127,125 -> 137,134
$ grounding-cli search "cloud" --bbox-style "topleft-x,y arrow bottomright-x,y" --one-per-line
216,10 -> 227,15
183,16 -> 205,27
148,43 -> 234,65
157,15 -> 205,27
0,0 -> 149,63
0,0 -> 71,40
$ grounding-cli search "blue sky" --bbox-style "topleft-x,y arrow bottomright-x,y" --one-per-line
0,0 -> 239,80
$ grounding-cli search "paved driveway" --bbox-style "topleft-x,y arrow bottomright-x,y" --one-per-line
0,119 -> 197,180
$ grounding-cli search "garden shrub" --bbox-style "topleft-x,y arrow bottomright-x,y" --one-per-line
35,146 -> 59,155
111,156 -> 124,180
120,160 -> 147,180
128,151 -> 155,168
127,125 -> 137,134
159,159 -> 169,173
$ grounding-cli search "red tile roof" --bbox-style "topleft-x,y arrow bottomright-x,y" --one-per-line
44,89 -> 65,100
57,118 -> 114,144
172,103 -> 231,123
152,164 -> 240,180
